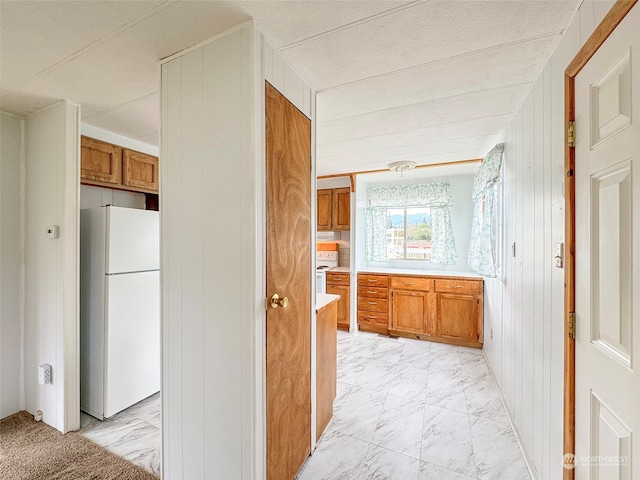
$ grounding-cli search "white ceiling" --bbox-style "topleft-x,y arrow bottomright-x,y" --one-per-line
0,0 -> 580,176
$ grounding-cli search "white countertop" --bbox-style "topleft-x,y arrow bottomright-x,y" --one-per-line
357,267 -> 482,279
328,266 -> 350,273
316,293 -> 340,312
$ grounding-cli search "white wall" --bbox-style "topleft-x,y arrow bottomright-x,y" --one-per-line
162,28 -> 255,478
23,101 -> 80,433
161,22 -> 315,479
482,1 -> 616,478
1,112 -> 25,419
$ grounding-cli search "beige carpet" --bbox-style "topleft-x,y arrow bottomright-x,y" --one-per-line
0,411 -> 158,480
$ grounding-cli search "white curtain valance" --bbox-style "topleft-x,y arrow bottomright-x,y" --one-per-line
367,182 -> 454,208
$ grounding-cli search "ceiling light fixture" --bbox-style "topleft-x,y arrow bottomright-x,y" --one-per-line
388,160 -> 417,177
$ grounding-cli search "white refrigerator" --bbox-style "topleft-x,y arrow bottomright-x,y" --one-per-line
80,205 -> 160,420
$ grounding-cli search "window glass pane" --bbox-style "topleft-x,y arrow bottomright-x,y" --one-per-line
405,207 -> 431,260
386,208 -> 404,259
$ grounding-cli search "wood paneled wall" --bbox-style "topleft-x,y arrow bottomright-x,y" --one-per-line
482,1 -> 615,478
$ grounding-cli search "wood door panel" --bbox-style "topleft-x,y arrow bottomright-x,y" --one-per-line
357,311 -> 388,327
332,187 -> 350,230
435,293 -> 478,341
390,276 -> 432,291
123,149 -> 159,192
357,297 -> 388,313
326,284 -> 349,330
81,136 -> 122,185
357,274 -> 388,288
316,301 -> 337,441
326,272 -> 349,286
317,189 -> 332,231
434,278 -> 482,294
392,290 -> 428,334
357,286 -> 388,299
265,81 -> 311,480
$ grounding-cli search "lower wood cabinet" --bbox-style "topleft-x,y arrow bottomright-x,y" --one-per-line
357,274 -> 389,334
391,289 -> 429,335
326,271 -> 350,331
435,293 -> 481,344
358,272 -> 483,348
316,298 -> 337,441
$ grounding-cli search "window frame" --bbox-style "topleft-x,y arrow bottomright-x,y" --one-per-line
385,205 -> 432,262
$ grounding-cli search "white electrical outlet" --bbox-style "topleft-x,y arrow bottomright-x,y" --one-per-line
46,225 -> 60,239
38,364 -> 52,385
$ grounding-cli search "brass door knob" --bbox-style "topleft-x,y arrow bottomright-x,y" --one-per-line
270,293 -> 289,309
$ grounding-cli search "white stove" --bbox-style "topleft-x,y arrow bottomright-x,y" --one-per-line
316,250 -> 338,294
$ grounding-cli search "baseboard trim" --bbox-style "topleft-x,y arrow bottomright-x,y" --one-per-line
482,350 -> 539,480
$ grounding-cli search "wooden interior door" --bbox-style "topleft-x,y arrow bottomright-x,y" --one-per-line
265,81 -> 312,480
574,5 -> 639,477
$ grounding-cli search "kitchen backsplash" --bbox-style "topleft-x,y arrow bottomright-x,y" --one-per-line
317,230 -> 350,268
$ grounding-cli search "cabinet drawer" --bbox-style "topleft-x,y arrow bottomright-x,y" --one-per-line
435,279 -> 482,294
357,311 -> 389,327
390,276 -> 432,291
358,297 -> 388,313
358,274 -> 388,288
326,272 -> 350,286
357,286 -> 388,299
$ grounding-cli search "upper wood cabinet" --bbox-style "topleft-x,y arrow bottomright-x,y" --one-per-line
80,136 -> 122,186
317,189 -> 333,231
123,149 -> 159,193
80,136 -> 158,194
332,188 -> 350,230
317,187 -> 350,231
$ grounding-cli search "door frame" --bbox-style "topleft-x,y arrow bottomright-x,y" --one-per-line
563,0 -> 638,477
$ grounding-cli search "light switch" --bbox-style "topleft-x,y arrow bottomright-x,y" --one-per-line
554,243 -> 564,268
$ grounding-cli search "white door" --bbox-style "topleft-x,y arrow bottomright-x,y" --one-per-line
107,206 -> 159,274
104,270 -> 160,417
574,4 -> 639,478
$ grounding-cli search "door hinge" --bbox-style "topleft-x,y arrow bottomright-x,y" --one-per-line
567,121 -> 576,148
568,312 -> 576,340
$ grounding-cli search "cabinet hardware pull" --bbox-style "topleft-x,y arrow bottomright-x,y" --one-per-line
368,301 -> 378,305
367,291 -> 377,294
367,315 -> 377,319
452,285 -> 463,288
367,279 -> 378,282
403,282 -> 414,285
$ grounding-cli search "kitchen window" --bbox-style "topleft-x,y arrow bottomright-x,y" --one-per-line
365,182 -> 457,264
385,207 -> 431,261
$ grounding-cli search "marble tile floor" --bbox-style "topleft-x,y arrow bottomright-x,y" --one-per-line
298,331 -> 531,480
79,392 -> 161,477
